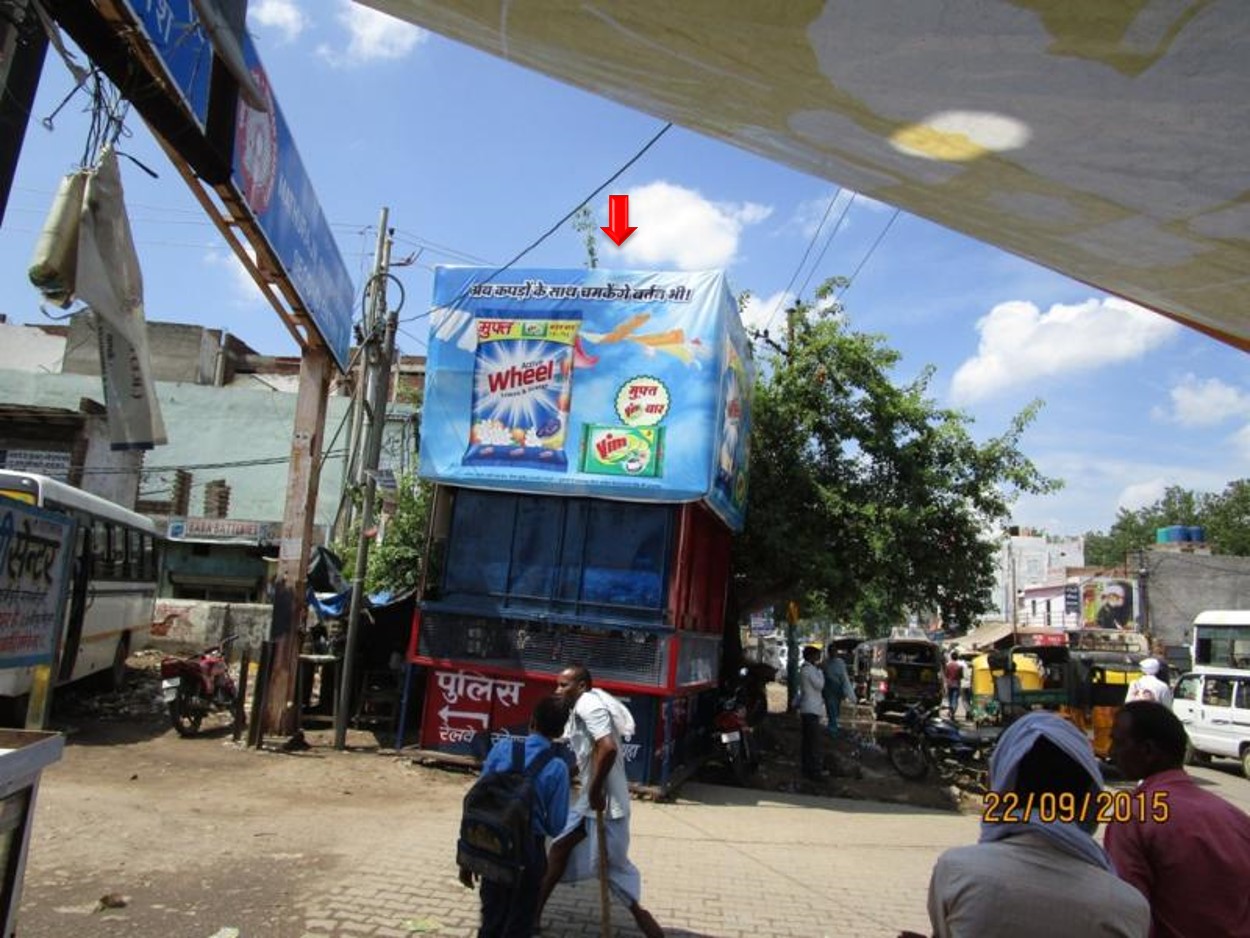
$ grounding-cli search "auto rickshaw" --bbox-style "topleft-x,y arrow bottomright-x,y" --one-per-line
970,629 -> 1146,757
1057,630 -> 1148,757
968,650 -> 1049,723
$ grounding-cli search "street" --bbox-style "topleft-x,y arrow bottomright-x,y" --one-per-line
15,693 -> 1250,938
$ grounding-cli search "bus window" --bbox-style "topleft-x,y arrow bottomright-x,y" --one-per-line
127,528 -> 143,580
142,533 -> 155,580
92,520 -> 110,579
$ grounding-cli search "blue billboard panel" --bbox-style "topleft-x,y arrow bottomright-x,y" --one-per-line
121,1 -> 212,130
420,267 -> 753,531
231,34 -> 355,371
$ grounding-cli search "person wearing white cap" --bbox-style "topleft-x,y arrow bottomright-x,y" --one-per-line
1126,658 -> 1173,707
1095,582 -> 1131,630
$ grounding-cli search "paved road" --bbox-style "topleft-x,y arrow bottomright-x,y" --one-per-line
15,722 -> 1250,938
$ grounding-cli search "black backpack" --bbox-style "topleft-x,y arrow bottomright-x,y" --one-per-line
457,739 -> 557,886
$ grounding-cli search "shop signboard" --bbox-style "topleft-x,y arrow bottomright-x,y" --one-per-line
230,34 -> 355,371
421,668 -> 654,783
120,1 -> 213,131
0,497 -> 74,669
420,268 -> 754,531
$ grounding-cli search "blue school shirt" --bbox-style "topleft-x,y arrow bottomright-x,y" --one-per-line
481,733 -> 571,838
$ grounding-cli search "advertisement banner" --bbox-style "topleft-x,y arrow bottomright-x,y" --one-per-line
419,268 -> 753,531
0,498 -> 75,669
1080,577 -> 1138,631
231,34 -> 355,371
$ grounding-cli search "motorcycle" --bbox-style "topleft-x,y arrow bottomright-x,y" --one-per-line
160,635 -> 243,737
714,668 -> 761,785
885,703 -> 999,792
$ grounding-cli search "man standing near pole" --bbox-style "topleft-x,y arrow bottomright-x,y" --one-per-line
535,666 -> 664,938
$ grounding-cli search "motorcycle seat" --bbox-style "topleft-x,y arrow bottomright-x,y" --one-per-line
959,726 -> 1002,745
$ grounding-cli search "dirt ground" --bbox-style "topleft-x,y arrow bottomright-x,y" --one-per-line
14,656 -> 968,936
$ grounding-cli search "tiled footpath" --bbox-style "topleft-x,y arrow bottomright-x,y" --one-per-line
300,784 -> 977,938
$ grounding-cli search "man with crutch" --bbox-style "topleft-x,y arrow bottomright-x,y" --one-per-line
535,665 -> 664,938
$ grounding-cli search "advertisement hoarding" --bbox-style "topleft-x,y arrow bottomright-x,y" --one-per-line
419,267 -> 753,531
0,497 -> 75,669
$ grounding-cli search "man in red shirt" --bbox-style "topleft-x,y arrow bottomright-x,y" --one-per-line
1105,701 -> 1250,938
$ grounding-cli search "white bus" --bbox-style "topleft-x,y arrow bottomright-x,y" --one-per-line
1191,610 -> 1250,674
0,470 -> 159,713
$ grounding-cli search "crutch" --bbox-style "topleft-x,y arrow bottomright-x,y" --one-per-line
596,807 -> 612,937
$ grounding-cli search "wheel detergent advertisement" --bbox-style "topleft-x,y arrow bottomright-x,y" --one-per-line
420,268 -> 753,530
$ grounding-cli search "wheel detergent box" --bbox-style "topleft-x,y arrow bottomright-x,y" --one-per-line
580,425 -> 664,477
463,313 -> 580,472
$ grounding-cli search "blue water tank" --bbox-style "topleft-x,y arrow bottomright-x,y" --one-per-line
1157,525 -> 1184,543
1187,525 -> 1206,543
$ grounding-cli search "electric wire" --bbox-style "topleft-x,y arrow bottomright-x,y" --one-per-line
796,192 -> 857,302
837,208 -> 902,298
764,188 -> 842,334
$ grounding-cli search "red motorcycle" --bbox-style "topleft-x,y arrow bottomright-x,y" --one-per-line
714,668 -> 761,785
160,636 -> 243,737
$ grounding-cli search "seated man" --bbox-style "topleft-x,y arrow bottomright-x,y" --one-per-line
927,711 -> 1149,938
1105,701 -> 1250,938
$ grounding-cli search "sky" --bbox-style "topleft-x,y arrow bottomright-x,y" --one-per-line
0,0 -> 1246,538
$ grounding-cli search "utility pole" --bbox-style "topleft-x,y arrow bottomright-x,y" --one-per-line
333,208 -> 389,545
334,219 -> 396,749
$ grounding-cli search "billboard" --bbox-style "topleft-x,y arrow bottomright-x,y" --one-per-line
1081,577 -> 1138,631
120,1 -> 213,131
419,268 -> 753,531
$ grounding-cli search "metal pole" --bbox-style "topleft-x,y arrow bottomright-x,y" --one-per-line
334,227 -> 396,749
336,208 -> 389,544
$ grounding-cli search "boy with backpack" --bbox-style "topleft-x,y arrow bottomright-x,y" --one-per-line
458,695 -> 571,938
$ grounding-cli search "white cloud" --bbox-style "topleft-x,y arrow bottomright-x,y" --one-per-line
1153,374 -> 1250,427
318,1 -> 428,67
1117,478 -> 1168,513
789,188 -> 891,239
739,290 -> 794,336
205,247 -> 265,307
249,0 -> 306,42
949,296 -> 1179,403
615,181 -> 772,270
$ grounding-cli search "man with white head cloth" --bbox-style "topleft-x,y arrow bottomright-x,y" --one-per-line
926,712 -> 1149,938
1126,658 -> 1173,708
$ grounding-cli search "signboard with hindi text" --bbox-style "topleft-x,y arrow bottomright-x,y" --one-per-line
420,267 -> 754,531
0,497 -> 75,670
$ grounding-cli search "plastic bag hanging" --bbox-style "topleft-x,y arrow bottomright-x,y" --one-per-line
27,171 -> 87,307
75,146 -> 167,450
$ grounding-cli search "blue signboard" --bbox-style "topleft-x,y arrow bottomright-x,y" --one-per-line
420,267 -> 753,531
230,34 -> 356,371
121,1 -> 213,130
0,497 -> 75,670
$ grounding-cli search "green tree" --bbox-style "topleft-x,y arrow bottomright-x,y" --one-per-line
733,280 -> 1058,636
1083,485 -> 1208,566
571,206 -> 599,269
1204,479 -> 1250,555
365,474 -> 433,595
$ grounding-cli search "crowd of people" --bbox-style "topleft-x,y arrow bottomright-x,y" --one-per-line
460,654 -> 1250,938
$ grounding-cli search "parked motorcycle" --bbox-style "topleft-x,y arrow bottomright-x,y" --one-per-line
885,703 -> 999,792
714,669 -> 760,785
161,635 -> 243,737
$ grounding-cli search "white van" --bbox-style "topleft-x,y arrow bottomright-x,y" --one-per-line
1172,671 -> 1250,776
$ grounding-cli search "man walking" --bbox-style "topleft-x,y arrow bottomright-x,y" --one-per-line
798,645 -> 826,779
822,642 -> 854,739
943,653 -> 965,718
535,666 -> 663,938
1106,701 -> 1250,938
460,696 -> 571,938
1125,658 -> 1172,707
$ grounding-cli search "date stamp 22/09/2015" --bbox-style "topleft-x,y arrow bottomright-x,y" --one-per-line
982,789 -> 1170,825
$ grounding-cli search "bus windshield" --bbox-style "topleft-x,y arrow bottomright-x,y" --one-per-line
1194,622 -> 1250,671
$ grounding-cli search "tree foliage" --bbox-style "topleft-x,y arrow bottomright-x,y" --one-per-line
1084,480 -> 1250,566
733,280 -> 1058,635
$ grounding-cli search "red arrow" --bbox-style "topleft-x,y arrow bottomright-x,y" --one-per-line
600,194 -> 637,246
